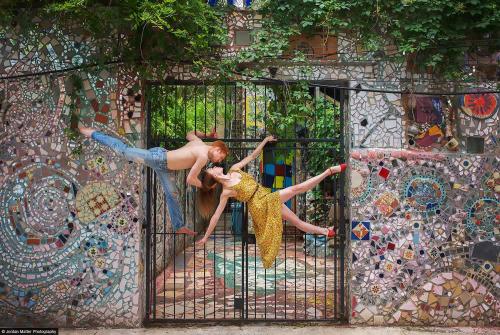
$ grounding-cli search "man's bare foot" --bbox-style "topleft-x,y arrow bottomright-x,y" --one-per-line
176,227 -> 197,236
79,126 -> 96,138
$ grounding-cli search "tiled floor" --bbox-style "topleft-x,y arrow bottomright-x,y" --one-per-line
61,326 -> 500,335
152,236 -> 343,320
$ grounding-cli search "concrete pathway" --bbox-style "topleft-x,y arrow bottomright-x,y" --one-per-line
61,325 -> 500,335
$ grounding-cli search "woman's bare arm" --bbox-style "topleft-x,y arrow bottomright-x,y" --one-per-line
231,135 -> 276,171
196,190 -> 233,245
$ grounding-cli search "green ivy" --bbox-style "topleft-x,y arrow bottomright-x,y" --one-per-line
242,0 -> 500,79
0,1 -> 227,72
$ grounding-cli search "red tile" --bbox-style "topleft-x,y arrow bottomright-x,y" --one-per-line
95,114 -> 108,124
91,99 -> 99,112
275,164 -> 286,176
378,167 -> 390,179
27,238 -> 40,246
101,104 -> 110,113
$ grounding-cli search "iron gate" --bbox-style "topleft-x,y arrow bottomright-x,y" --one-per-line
144,81 -> 348,323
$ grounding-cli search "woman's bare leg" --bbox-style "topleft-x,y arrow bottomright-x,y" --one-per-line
281,204 -> 329,236
278,165 -> 342,203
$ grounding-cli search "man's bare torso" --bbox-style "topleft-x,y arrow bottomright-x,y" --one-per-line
166,141 -> 209,170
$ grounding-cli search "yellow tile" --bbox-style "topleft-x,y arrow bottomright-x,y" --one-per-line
275,176 -> 284,188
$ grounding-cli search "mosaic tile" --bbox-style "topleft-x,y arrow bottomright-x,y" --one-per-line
351,221 -> 371,241
403,93 -> 498,153
1,14 -> 498,328
349,151 -> 499,325
0,23 -> 142,328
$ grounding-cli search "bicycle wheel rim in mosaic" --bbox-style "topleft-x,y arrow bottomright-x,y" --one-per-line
459,93 -> 499,120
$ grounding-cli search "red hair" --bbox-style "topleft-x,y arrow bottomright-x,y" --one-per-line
211,140 -> 229,156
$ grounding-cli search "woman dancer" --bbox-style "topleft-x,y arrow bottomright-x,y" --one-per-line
196,135 -> 346,268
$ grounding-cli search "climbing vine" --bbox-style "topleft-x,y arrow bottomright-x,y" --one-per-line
239,0 -> 500,79
0,0 -> 227,71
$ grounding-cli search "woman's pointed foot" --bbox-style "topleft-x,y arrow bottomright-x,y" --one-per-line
328,163 -> 347,175
79,126 -> 96,138
326,227 -> 336,238
176,227 -> 197,236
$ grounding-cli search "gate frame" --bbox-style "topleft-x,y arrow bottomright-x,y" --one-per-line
143,79 -> 349,325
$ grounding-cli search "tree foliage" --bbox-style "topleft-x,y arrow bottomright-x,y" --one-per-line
245,0 -> 500,78
0,0 -> 227,67
2,0 -> 497,78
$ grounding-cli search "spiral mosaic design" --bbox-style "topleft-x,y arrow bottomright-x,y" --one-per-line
2,164 -> 78,249
5,78 -> 65,141
0,163 -> 81,311
464,197 -> 499,241
402,176 -> 447,213
0,24 -> 143,327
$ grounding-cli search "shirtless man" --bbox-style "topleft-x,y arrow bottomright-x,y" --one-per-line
79,126 -> 229,235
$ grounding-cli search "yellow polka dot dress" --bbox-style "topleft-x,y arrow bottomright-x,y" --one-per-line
229,169 -> 283,269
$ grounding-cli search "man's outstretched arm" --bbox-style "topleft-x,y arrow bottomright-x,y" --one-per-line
186,158 -> 205,188
186,128 -> 218,142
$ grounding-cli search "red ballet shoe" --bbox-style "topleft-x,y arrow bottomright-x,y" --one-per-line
328,163 -> 347,175
327,227 -> 336,238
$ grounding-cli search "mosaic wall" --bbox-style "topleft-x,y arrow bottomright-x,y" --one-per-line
0,22 -> 144,327
279,39 -> 407,149
1,12 -> 498,328
275,31 -> 499,326
349,150 -> 499,325
403,93 -> 499,154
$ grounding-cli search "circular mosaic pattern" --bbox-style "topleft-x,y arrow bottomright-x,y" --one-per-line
0,165 -> 129,317
459,93 -> 499,120
402,176 -> 447,213
464,197 -> 499,241
0,162 -> 84,313
483,171 -> 500,195
1,27 -> 144,325
5,78 -> 64,141
1,163 -> 79,249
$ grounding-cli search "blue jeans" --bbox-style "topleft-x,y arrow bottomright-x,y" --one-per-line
91,131 -> 184,231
